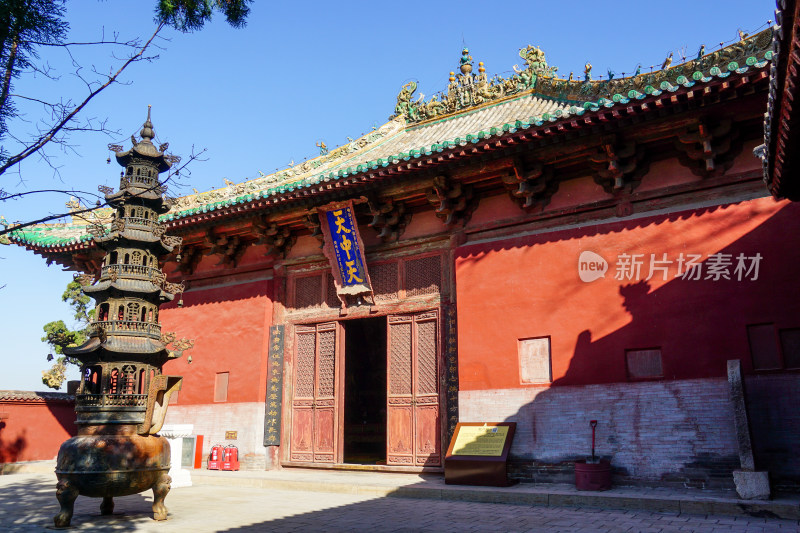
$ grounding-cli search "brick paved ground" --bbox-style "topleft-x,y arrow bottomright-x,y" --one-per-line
1,474 -> 798,532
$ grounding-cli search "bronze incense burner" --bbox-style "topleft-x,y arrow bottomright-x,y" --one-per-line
54,108 -> 188,527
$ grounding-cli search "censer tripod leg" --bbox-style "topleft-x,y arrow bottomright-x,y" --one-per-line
53,479 -> 79,528
151,473 -> 172,521
100,496 -> 114,515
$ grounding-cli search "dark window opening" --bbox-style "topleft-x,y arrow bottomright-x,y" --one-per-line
343,317 -> 387,465
748,324 -> 782,370
626,348 -> 663,380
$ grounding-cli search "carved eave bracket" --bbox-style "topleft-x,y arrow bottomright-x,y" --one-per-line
253,217 -> 296,258
204,230 -> 250,268
674,119 -> 741,178
589,136 -> 647,194
176,245 -> 204,275
502,159 -> 558,211
425,175 -> 479,227
302,214 -> 324,247
364,197 -> 411,242
72,255 -> 102,277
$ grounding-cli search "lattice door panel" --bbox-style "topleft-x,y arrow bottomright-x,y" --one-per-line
414,312 -> 440,466
387,315 -> 414,465
290,326 -> 316,462
290,322 -> 339,463
313,323 -> 337,463
386,311 -> 441,467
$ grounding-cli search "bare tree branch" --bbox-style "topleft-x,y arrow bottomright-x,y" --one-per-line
0,22 -> 165,178
0,146 -> 207,237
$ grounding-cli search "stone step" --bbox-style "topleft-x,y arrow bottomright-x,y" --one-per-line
190,468 -> 800,520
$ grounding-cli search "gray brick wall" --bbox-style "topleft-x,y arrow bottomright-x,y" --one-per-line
459,379 -> 740,487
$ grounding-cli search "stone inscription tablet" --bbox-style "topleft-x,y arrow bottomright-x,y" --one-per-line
451,425 -> 510,456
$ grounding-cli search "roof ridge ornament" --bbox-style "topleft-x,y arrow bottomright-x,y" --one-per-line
393,28 -> 774,126
393,45 -> 563,124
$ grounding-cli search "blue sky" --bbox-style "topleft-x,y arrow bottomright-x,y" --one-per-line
0,0 -> 776,391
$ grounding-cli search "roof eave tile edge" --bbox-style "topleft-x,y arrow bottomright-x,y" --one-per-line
763,0 -> 798,199
164,62 -> 771,229
12,56 -> 773,248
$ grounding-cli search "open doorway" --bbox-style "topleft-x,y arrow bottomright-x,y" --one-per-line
343,317 -> 387,464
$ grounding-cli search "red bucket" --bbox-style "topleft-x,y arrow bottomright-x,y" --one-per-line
574,460 -> 612,491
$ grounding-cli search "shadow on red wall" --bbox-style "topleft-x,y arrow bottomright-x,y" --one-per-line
0,394 -> 77,464
456,198 -> 800,487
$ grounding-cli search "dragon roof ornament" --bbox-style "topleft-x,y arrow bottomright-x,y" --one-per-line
394,28 -> 775,125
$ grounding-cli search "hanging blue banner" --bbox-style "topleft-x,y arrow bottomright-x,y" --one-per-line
319,201 -> 373,302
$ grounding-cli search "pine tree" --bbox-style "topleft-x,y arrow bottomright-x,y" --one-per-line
41,280 -> 93,389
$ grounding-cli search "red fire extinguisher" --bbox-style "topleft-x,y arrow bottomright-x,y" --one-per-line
208,444 -> 224,470
221,445 -> 240,471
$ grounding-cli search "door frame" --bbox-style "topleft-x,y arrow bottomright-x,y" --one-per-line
281,305 -> 446,472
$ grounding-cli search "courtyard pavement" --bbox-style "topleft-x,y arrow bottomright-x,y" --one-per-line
1,471 -> 800,532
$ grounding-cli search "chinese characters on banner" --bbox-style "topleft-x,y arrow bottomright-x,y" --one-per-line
263,325 -> 284,447
319,201 -> 373,303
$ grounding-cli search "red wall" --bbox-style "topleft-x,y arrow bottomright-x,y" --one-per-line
161,279 -> 273,404
455,197 -> 800,390
0,399 -> 76,463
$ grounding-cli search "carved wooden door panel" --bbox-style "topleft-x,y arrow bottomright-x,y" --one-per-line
386,311 -> 440,467
387,315 -> 414,465
290,322 -> 338,463
313,323 -> 337,463
413,312 -> 440,466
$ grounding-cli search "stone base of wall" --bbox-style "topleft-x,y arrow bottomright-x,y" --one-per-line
164,402 -> 265,470
460,379 -> 741,488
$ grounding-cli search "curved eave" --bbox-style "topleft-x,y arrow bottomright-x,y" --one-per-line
162,63 -> 770,231
115,146 -> 171,173
70,335 -> 168,355
106,189 -> 167,208
63,336 -> 101,356
84,280 -> 165,296
95,229 -> 166,245
764,0 -> 800,200
8,231 -> 96,254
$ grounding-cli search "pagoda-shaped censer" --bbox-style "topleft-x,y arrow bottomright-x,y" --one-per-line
54,108 -> 190,527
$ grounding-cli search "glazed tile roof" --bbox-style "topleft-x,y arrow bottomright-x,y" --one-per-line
761,0 -> 800,200
6,29 -> 775,250
0,390 -> 74,402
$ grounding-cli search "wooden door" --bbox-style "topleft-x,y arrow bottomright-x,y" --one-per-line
387,311 -> 441,466
290,322 -> 338,463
